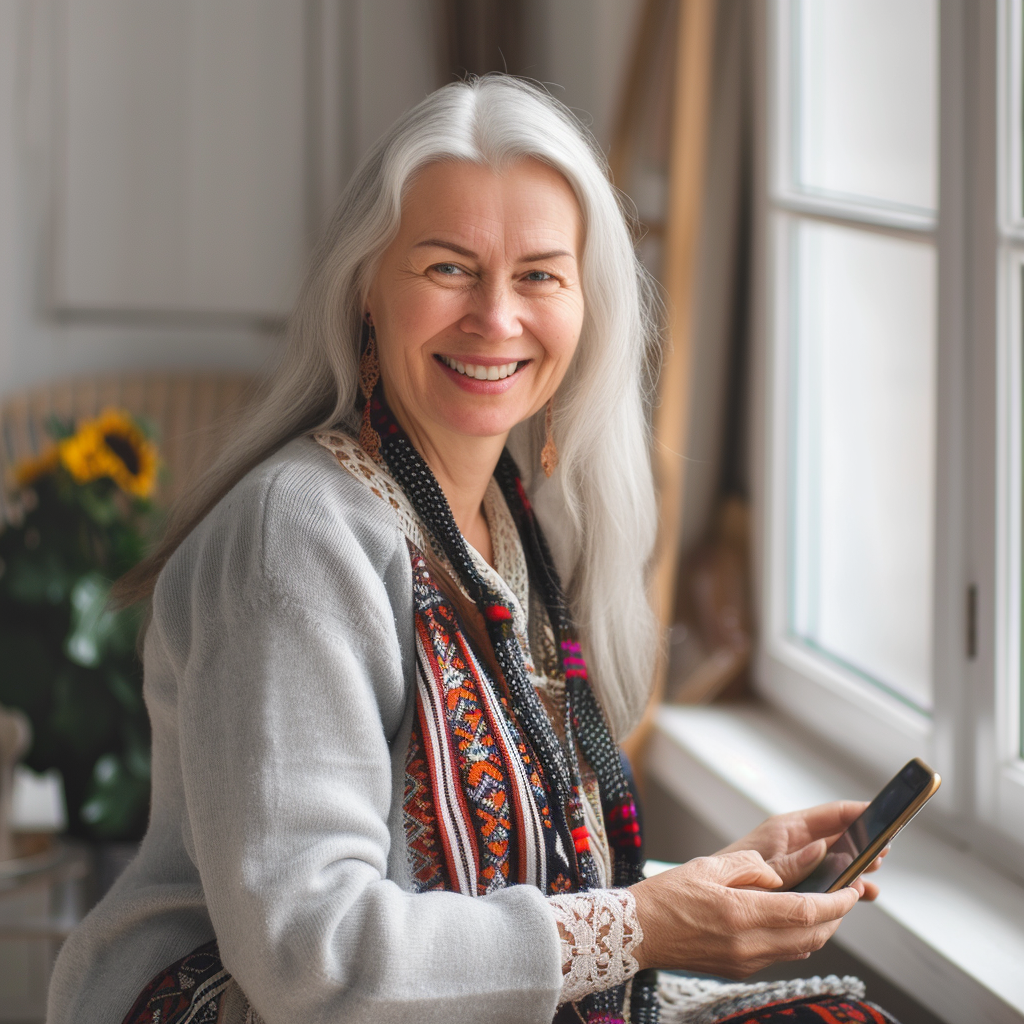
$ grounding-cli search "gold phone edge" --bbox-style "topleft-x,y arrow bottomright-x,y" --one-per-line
825,761 -> 941,894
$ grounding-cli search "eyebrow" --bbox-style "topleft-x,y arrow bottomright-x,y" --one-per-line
413,239 -> 576,263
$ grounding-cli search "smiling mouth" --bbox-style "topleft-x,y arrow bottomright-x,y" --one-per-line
435,355 -> 526,381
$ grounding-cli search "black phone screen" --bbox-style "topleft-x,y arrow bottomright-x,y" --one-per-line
792,760 -> 934,893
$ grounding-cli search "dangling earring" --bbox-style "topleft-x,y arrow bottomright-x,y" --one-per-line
541,398 -> 559,478
359,316 -> 381,460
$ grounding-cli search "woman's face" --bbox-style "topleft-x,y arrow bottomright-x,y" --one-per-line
366,158 -> 585,447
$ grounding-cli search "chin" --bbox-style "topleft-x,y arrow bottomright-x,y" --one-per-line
436,409 -> 527,439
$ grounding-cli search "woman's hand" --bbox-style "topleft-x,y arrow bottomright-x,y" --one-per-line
629,851 -> 859,978
716,801 -> 887,900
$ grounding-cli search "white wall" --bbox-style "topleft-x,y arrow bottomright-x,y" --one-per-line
0,0 -> 439,401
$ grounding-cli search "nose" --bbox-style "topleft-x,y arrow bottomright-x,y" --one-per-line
459,279 -> 524,344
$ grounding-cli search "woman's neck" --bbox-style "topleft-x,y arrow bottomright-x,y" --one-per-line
392,415 -> 506,567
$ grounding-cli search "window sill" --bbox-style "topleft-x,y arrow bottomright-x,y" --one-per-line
644,703 -> 1024,1024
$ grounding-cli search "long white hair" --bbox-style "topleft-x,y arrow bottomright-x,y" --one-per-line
120,76 -> 661,739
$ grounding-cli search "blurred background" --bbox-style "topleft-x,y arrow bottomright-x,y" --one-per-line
1,3 -> 1021,1024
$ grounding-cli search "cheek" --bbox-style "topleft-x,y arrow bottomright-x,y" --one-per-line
388,283 -> 464,341
376,288 -> 461,390
539,299 -> 585,366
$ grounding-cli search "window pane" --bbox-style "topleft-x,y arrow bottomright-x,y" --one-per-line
793,0 -> 938,213
789,220 -> 937,710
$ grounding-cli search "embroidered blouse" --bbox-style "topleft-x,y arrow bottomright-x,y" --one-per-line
314,431 -> 642,1005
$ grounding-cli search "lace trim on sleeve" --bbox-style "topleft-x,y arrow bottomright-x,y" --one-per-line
547,888 -> 643,1005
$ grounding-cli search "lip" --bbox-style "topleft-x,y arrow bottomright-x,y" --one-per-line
434,354 -> 530,394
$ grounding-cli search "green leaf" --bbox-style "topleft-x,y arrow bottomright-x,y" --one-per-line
5,547 -> 74,605
47,667 -> 117,756
0,626 -> 57,723
104,667 -> 143,714
80,752 -> 149,837
123,733 -> 151,781
64,573 -> 141,666
65,572 -> 125,667
76,485 -> 120,528
45,415 -> 75,441
133,414 -> 159,441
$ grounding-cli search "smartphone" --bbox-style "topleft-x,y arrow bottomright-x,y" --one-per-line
791,757 -> 941,894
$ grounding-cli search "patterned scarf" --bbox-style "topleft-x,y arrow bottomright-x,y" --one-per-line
357,379 -> 660,1024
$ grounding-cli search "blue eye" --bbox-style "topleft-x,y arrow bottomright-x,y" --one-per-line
434,263 -> 461,275
526,271 -> 552,281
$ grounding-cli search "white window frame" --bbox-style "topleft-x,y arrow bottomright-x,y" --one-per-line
754,0 -> 1024,868
991,243 -> 1024,848
758,0 -> 945,785
979,0 -> 1024,854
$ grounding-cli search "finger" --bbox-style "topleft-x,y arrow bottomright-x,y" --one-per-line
859,880 -> 880,901
793,801 -> 870,841
709,850 -> 785,890
770,838 -> 826,887
839,875 -> 882,901
759,915 -> 844,961
828,886 -> 862,917
767,886 -> 860,929
796,917 -> 844,954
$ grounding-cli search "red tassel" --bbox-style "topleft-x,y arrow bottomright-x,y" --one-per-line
571,826 -> 590,853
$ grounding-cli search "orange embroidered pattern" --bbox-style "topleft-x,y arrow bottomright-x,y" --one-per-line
404,544 -> 562,895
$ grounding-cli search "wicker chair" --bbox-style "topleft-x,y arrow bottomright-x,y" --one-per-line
0,371 -> 255,520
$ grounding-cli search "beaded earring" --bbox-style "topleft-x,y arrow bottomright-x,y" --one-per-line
359,317 -> 381,460
540,398 -> 559,478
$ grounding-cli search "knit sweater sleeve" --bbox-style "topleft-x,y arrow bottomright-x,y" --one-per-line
156,442 -> 564,1024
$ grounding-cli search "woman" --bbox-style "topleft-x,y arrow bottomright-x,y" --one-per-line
47,77 -> 894,1024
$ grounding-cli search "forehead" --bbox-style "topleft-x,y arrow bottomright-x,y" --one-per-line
398,158 -> 583,253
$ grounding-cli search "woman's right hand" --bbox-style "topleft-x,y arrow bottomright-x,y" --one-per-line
629,850 -> 861,979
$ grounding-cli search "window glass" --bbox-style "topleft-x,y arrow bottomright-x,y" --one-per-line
793,0 -> 939,214
789,220 -> 937,710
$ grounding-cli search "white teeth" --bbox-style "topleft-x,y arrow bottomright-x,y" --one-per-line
440,356 -> 519,380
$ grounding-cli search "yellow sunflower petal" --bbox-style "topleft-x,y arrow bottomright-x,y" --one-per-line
56,409 -> 161,496
59,426 -> 108,484
11,446 -> 59,487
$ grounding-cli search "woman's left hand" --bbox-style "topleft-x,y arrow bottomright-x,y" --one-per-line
715,801 -> 887,900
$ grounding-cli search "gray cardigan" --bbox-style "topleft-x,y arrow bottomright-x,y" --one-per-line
46,437 -> 564,1024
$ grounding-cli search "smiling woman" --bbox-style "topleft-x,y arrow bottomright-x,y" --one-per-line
366,158 -> 585,561
46,76 -> 898,1024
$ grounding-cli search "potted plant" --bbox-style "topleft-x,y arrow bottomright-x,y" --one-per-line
0,409 -> 161,846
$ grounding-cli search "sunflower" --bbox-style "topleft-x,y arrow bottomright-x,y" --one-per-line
58,409 -> 159,498
12,446 -> 59,487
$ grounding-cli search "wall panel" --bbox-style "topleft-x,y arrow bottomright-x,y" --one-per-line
54,0 -> 307,320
